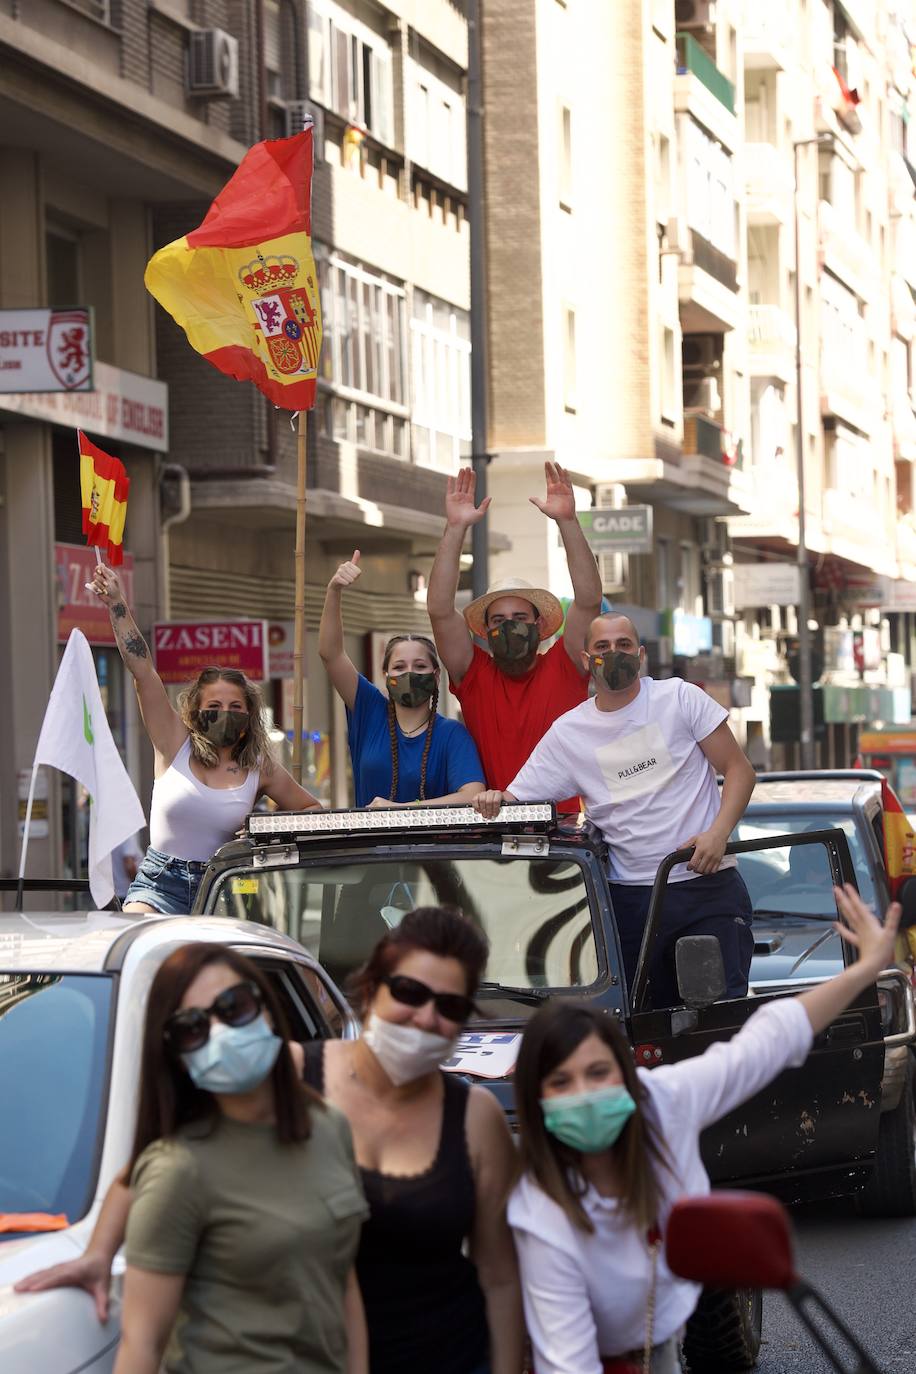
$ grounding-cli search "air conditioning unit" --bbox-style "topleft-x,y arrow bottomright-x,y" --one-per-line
599,552 -> 628,594
683,375 -> 721,413
594,482 -> 627,509
188,28 -> 239,100
682,333 -> 721,372
675,0 -> 716,30
285,101 -> 324,158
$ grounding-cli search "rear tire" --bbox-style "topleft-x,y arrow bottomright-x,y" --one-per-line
855,1056 -> 916,1218
682,1286 -> 762,1372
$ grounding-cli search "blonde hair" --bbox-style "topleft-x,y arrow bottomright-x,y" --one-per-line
178,667 -> 274,773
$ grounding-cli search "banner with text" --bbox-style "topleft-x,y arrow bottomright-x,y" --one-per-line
153,620 -> 268,684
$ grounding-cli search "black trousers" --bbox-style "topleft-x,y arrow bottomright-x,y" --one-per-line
609,867 -> 754,1009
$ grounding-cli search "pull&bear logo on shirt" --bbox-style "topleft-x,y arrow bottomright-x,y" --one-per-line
596,723 -> 677,801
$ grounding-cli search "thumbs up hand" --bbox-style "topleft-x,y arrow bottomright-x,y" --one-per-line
329,550 -> 362,591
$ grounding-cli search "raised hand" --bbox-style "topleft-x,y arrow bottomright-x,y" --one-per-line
89,564 -> 125,609
445,468 -> 491,530
529,461 -> 577,523
833,884 -> 900,974
329,550 -> 362,591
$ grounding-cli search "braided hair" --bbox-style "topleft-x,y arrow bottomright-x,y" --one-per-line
382,634 -> 440,803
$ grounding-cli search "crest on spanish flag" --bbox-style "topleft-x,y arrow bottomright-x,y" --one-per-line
144,129 -> 321,411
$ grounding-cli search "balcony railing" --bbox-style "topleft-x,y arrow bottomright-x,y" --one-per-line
684,412 -> 743,469
675,33 -> 736,115
748,304 -> 796,350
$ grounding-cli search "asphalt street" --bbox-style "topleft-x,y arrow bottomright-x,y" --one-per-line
756,1199 -> 916,1372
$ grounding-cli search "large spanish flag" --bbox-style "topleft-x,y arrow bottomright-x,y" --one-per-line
144,130 -> 321,411
78,432 -> 129,565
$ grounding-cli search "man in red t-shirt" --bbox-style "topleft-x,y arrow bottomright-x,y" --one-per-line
427,462 -> 602,808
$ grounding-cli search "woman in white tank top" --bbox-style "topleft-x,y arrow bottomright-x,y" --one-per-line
90,565 -> 322,915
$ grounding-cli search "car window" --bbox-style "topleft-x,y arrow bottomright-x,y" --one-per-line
210,855 -> 600,996
0,974 -> 112,1238
732,814 -> 876,910
246,959 -> 329,1040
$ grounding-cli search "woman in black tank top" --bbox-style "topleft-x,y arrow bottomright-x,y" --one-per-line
302,907 -> 524,1374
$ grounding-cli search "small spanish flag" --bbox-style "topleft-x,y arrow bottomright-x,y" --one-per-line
144,129 -> 321,411
78,431 -> 129,566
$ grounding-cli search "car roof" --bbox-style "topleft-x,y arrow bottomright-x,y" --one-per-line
0,910 -> 322,974
746,778 -> 882,808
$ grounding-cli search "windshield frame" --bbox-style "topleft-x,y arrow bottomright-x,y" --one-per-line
733,808 -> 878,912
0,969 -> 117,1240
203,840 -> 613,1003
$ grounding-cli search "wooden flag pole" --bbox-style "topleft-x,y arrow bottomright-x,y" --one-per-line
292,409 -> 307,783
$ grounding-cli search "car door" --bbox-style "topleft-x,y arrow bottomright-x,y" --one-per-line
626,830 -> 885,1199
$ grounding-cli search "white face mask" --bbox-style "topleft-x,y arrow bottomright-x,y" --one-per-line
362,1011 -> 456,1086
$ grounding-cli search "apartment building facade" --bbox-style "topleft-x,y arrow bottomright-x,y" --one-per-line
480,0 -> 916,768
0,0 -> 471,884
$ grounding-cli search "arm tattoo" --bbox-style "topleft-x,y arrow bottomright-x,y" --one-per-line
124,633 -> 148,659
111,602 -> 127,620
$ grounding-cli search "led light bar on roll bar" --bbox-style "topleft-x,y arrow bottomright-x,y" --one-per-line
247,802 -> 555,838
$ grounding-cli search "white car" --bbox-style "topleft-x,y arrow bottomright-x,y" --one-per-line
0,907 -> 357,1373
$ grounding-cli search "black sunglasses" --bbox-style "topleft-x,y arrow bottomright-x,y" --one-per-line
163,980 -> 263,1054
382,974 -> 477,1024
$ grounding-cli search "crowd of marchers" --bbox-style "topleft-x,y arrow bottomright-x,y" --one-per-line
13,465 -> 903,1373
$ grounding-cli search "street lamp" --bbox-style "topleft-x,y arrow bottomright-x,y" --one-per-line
792,132 -> 833,769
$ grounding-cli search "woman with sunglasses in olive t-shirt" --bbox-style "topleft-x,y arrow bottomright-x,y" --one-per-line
302,907 -> 524,1374
117,943 -> 367,1373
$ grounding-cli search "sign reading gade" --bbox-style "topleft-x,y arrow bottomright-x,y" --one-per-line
153,620 -> 268,684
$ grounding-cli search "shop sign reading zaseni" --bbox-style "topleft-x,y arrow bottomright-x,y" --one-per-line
153,620 -> 268,683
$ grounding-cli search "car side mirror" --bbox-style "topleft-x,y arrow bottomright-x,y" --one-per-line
666,1192 -> 796,1290
675,935 -> 727,1009
898,876 -> 916,930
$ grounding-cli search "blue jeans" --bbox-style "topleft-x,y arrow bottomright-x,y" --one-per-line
123,846 -> 207,915
609,867 -> 753,1008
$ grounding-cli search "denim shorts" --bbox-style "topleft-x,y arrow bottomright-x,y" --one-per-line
123,846 -> 207,915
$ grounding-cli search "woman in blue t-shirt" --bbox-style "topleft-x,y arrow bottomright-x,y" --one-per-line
319,550 -> 485,808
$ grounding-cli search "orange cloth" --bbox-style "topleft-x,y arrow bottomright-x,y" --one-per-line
0,1212 -> 68,1233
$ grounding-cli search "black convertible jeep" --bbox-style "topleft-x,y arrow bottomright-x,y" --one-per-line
195,803 -> 914,1372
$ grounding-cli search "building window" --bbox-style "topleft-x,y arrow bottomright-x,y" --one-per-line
563,307 -> 577,412
308,0 -> 394,146
318,251 -> 408,458
559,105 -> 573,210
661,326 -> 677,422
46,224 -> 81,307
410,290 -> 471,473
406,54 -> 467,191
684,117 -> 735,261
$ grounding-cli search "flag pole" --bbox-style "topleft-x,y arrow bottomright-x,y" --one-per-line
15,763 -> 40,912
292,409 -> 307,783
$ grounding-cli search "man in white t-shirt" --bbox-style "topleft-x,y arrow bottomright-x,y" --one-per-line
473,613 -> 757,1007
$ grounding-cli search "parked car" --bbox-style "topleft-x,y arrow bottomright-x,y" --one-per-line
731,769 -> 916,1218
0,887 -> 356,1374
194,800 -> 914,1372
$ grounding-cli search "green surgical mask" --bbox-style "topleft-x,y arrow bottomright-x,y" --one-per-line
589,650 -> 641,692
387,672 -> 437,709
488,620 -> 540,664
540,1084 -> 637,1153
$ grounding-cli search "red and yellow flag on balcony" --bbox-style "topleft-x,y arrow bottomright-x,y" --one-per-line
78,431 -> 129,566
144,129 -> 321,411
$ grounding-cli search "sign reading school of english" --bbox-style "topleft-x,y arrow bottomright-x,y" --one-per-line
153,621 -> 269,684
0,343 -> 168,452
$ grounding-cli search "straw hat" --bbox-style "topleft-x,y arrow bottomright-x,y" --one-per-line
463,576 -> 565,642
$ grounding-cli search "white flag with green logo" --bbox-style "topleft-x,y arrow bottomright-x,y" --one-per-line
33,629 -> 146,908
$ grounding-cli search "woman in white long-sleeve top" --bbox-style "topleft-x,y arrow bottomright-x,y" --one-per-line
508,884 -> 900,1374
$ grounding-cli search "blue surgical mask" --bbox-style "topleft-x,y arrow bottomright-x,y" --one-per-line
181,1014 -> 281,1095
540,1084 -> 637,1153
